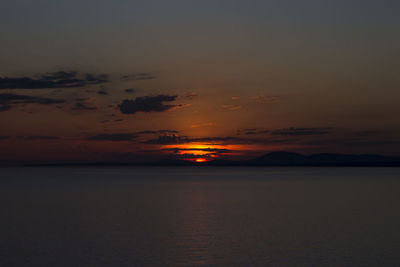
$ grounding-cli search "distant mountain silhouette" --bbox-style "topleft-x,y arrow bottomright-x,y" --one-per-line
226,151 -> 400,166
192,151 -> 400,166
253,151 -> 308,165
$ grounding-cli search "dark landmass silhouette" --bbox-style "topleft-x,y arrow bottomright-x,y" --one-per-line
242,152 -> 400,166
10,151 -> 400,167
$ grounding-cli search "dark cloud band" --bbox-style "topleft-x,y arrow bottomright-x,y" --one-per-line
0,93 -> 65,111
0,71 -> 108,90
119,95 -> 178,114
86,133 -> 137,141
272,127 -> 333,136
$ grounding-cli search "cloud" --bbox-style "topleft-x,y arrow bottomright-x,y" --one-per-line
85,73 -> 108,84
143,135 -> 246,145
221,104 -> 242,111
272,127 -> 334,136
142,133 -> 299,146
184,92 -> 198,100
0,71 -> 108,90
0,105 -> 11,112
251,95 -> 280,103
188,136 -> 241,143
41,71 -> 78,80
143,134 -> 185,144
250,138 -> 299,144
191,122 -> 213,128
163,147 -> 231,153
118,95 -> 178,114
174,153 -> 217,160
145,135 -> 241,145
191,136 -> 298,145
74,98 -> 89,102
97,90 -> 108,95
0,93 -> 65,111
163,147 -> 233,160
25,136 -> 59,140
71,102 -> 97,111
124,88 -> 135,93
136,130 -> 179,135
121,73 -> 156,81
244,129 -> 270,135
86,133 -> 137,141
0,93 -> 66,105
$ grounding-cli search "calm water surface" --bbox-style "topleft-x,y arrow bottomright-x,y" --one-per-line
1,167 -> 400,266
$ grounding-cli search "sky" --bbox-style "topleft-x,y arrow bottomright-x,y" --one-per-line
1,0 -> 400,163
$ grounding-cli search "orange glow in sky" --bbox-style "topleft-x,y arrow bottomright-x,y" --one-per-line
162,143 -> 246,155
163,142 -> 236,159
161,142 -> 255,161
160,141 -> 306,161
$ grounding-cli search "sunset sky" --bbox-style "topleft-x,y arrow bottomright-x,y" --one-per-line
1,0 -> 399,163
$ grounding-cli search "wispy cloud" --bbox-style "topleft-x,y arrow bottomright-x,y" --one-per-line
24,136 -> 60,140
251,95 -> 280,103
243,129 -> 270,135
163,147 -> 231,153
121,73 -> 156,81
71,102 -> 97,111
136,130 -> 179,135
0,71 -> 108,90
119,95 -> 179,114
86,133 -> 137,141
221,104 -> 242,111
272,127 -> 334,136
124,88 -> 135,93
97,90 -> 108,95
0,93 -> 65,112
143,134 -> 184,144
191,122 -> 213,128
183,92 -> 198,100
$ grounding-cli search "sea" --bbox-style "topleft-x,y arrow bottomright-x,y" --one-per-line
1,167 -> 399,266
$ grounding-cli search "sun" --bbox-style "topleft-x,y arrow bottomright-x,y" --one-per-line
195,158 -> 208,163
